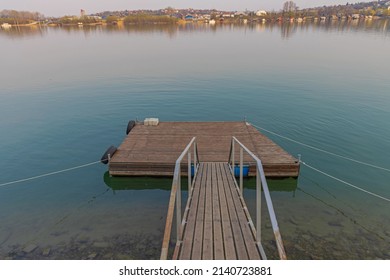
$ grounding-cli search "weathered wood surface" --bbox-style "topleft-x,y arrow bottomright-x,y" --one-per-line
109,121 -> 299,177
175,162 -> 261,260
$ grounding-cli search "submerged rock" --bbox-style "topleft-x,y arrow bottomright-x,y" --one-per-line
42,248 -> 51,256
302,234 -> 311,241
328,221 -> 343,227
93,242 -> 110,248
333,250 -> 344,258
294,245 -> 305,252
88,253 -> 97,259
23,244 -> 38,254
289,217 -> 299,226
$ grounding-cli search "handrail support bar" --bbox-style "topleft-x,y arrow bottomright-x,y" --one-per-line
160,137 -> 199,260
229,136 -> 287,260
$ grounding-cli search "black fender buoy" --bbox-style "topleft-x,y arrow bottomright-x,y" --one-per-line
126,120 -> 136,135
101,145 -> 117,164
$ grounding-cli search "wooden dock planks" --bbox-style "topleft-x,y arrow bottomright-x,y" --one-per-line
212,163 -> 224,260
175,162 -> 261,260
109,121 -> 299,178
222,163 -> 261,260
179,163 -> 204,260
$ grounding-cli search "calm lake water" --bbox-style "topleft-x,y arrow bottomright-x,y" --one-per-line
0,21 -> 389,260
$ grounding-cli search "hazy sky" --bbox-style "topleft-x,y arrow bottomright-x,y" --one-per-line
1,0 -> 361,17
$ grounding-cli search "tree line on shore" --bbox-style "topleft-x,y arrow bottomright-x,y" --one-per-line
279,0 -> 390,18
0,10 -> 44,24
56,14 -> 179,25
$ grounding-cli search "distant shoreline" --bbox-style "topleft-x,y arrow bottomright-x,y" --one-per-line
2,16 -> 389,28
0,17 -> 390,29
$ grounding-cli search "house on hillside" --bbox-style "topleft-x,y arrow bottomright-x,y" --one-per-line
185,14 -> 194,21
88,15 -> 102,20
352,14 -> 360,19
256,10 -> 267,16
171,13 -> 184,19
235,11 -> 247,16
1,23 -> 12,29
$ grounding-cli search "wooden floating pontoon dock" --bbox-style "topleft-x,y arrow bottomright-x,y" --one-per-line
109,121 -> 299,178
106,120 -> 298,260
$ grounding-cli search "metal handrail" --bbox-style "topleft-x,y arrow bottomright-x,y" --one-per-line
160,137 -> 199,260
229,136 -> 287,260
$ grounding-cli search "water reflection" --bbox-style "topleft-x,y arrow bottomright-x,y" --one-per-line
103,172 -> 177,192
245,177 -> 298,192
1,20 -> 389,39
0,24 -> 48,38
273,19 -> 390,38
103,172 -> 297,193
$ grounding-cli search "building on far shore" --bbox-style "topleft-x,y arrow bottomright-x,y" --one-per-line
235,11 -> 247,16
352,14 -> 360,19
256,10 -> 267,16
1,23 -> 12,29
185,14 -> 194,21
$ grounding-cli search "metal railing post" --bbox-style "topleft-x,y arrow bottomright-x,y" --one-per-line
240,147 -> 243,195
176,167 -> 182,243
188,152 -> 192,195
161,137 -> 197,260
230,136 -> 286,260
194,144 -> 197,175
256,166 -> 262,244
231,139 -> 235,169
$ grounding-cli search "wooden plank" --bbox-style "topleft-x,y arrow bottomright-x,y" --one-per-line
215,162 -> 236,260
220,163 -> 249,260
179,163 -> 204,260
202,163 -> 213,260
212,163 -> 224,260
222,163 -> 261,260
190,162 -> 208,260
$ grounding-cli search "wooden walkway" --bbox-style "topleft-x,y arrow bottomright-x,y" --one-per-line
109,121 -> 299,178
174,162 -> 261,260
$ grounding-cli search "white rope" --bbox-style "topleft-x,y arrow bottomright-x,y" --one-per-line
0,160 -> 101,188
250,123 -> 390,172
300,161 -> 390,203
